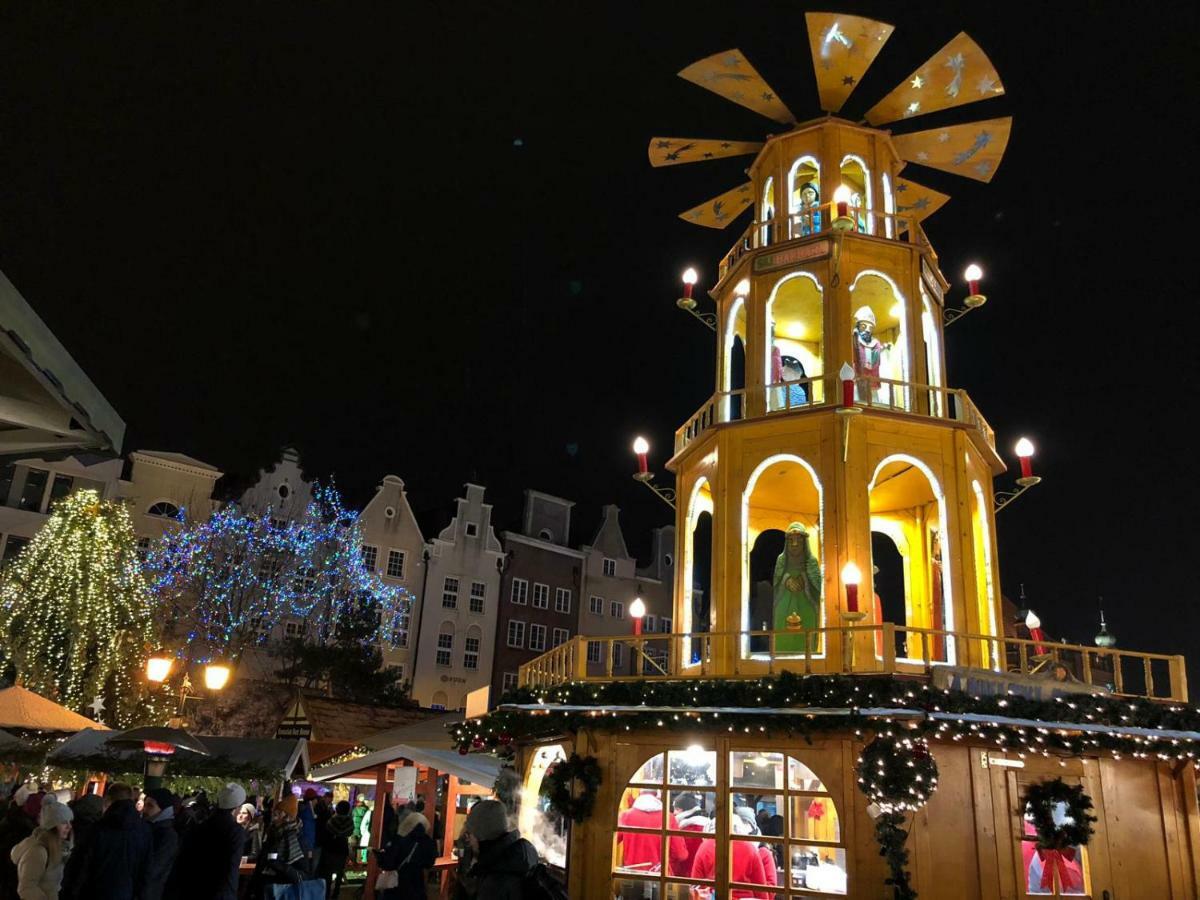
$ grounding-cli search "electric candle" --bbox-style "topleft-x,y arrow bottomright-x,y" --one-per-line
1015,437 -> 1035,479
840,362 -> 856,407
842,562 -> 862,613
681,268 -> 698,301
633,436 -> 649,474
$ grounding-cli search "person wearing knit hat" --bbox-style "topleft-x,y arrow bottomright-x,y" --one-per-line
11,782 -> 37,808
236,802 -> 264,860
459,799 -> 539,899
251,793 -> 307,889
217,782 -> 247,811
162,783 -> 246,899
10,798 -> 73,900
142,788 -> 180,900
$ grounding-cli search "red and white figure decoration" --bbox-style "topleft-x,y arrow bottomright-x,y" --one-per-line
629,597 -> 646,636
1025,610 -> 1047,655
841,561 -> 862,613
633,436 -> 650,475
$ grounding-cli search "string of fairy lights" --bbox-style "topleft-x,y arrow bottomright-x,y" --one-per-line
145,483 -> 414,662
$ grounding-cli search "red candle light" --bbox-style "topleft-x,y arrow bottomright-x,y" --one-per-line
1025,610 -> 1047,655
839,362 -> 856,407
834,185 -> 851,220
681,267 -> 698,301
964,263 -> 983,299
1015,437 -> 1035,480
630,597 -> 646,636
841,562 -> 862,613
633,436 -> 649,475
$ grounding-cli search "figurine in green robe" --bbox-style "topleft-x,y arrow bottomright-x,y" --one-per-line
772,522 -> 822,652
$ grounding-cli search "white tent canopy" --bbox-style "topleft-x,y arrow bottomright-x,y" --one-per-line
310,742 -> 501,788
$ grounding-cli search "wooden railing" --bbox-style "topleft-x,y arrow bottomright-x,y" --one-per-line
718,203 -> 917,282
673,374 -> 996,454
518,626 -> 1188,703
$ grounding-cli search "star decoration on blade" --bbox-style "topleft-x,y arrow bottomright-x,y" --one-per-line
938,131 -> 951,142
977,75 -> 998,94
906,101 -> 921,116
911,75 -> 924,89
842,75 -> 856,85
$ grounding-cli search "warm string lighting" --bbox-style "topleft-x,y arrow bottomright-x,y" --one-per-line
0,490 -> 155,727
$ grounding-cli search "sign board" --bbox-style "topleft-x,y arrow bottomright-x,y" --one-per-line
392,766 -> 417,805
931,665 -> 1109,701
275,699 -> 312,740
752,240 -> 830,274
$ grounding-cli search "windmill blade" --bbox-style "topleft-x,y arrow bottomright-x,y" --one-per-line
805,12 -> 894,113
864,32 -> 1004,125
648,137 -> 763,168
679,182 -> 755,229
678,50 -> 795,124
893,117 -> 1011,182
894,178 -> 951,222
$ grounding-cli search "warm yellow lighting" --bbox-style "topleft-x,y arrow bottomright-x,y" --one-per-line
964,263 -> 983,283
146,656 -> 173,684
629,598 -> 646,619
833,185 -> 852,205
841,562 -> 862,585
889,303 -> 902,320
633,436 -> 649,455
734,278 -> 750,297
1025,610 -> 1041,630
204,663 -> 231,691
1015,437 -> 1035,458
682,268 -> 698,286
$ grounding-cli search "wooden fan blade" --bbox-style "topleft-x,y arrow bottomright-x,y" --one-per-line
805,12 -> 894,113
648,137 -> 763,168
679,182 -> 755,229
864,32 -> 1004,126
894,178 -> 951,222
893,117 -> 1011,183
678,49 -> 795,124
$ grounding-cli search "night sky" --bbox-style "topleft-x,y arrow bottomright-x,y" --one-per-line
1,4 -> 1196,667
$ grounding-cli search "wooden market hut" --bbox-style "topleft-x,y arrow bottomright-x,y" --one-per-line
275,691 -> 434,764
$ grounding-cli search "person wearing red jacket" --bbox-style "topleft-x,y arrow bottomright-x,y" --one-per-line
689,814 -> 769,900
669,794 -> 710,878
616,791 -> 686,875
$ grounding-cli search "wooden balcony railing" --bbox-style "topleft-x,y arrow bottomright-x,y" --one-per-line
518,626 -> 1188,703
673,373 -> 996,454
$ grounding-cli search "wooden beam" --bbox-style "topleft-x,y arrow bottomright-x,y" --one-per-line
362,763 -> 389,900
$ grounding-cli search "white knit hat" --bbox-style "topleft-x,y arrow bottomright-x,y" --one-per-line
39,797 -> 73,829
12,782 -> 37,806
465,799 -> 511,842
217,783 -> 246,810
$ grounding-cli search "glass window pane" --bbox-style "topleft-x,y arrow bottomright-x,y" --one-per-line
613,878 -> 661,899
617,790 -> 665,830
614,829 -> 664,876
729,751 -> 785,789
788,757 -> 828,792
669,749 -> 716,786
667,791 -> 715,879
785,845 -> 848,894
789,795 -> 840,843
631,754 -> 665,784
728,837 -> 782,895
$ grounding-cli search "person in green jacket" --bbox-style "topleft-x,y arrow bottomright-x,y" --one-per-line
772,522 -> 822,652
351,796 -> 370,863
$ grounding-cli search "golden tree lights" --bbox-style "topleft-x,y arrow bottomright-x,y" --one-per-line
0,490 -> 156,727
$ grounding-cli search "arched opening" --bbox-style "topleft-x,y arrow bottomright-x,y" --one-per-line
971,480 -> 1000,668
921,285 -> 944,415
839,154 -> 872,234
431,690 -> 448,711
881,172 -> 895,238
766,272 -> 824,411
723,298 -> 747,422
520,744 -> 569,868
850,271 -> 910,410
613,748 -> 847,895
869,455 -> 953,664
743,455 -> 823,659
760,176 -> 776,246
788,155 -> 821,238
684,479 -> 714,666
146,501 -> 181,519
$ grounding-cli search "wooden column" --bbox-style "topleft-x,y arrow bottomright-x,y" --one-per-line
362,763 -> 390,900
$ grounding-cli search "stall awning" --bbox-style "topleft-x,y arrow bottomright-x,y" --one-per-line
361,712 -> 463,751
310,742 -> 501,788
0,685 -> 109,733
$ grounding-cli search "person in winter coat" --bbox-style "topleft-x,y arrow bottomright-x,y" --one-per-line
298,789 -> 318,861
669,794 -> 709,878
235,803 -> 262,859
0,784 -> 40,900
64,783 -> 151,900
139,789 -> 178,900
377,811 -> 436,900
166,782 -> 247,900
689,813 -> 768,900
252,795 -> 307,888
10,796 -> 72,900
351,796 -> 370,863
456,800 -> 537,900
57,795 -> 101,900
615,790 -> 686,874
734,806 -> 778,890
315,801 -> 355,899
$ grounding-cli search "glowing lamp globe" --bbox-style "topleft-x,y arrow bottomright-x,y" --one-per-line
633,436 -> 651,478
146,656 -> 173,684
832,185 -> 854,230
682,268 -> 698,286
964,263 -> 983,283
1014,437 -> 1039,484
1015,437 -> 1035,458
629,597 -> 647,619
633,436 -> 649,456
204,663 -> 232,692
734,278 -> 750,297
677,267 -> 700,307
963,263 -> 986,307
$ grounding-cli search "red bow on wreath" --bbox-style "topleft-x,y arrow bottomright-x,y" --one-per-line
1037,847 -> 1082,892
806,799 -> 825,821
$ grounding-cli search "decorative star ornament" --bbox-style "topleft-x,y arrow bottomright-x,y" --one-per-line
89,695 -> 106,719
910,75 -> 924,89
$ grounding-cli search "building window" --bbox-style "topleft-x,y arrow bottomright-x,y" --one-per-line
294,566 -> 316,595
136,536 -> 152,559
436,630 -> 454,667
645,614 -> 656,633
17,469 -> 47,512
465,522 -> 479,537
146,501 -> 181,519
529,624 -> 547,652
552,627 -> 569,648
555,588 -> 572,614
589,595 -> 604,616
612,642 -> 624,668
502,672 -> 519,692
611,750 -> 846,895
507,620 -> 526,648
587,641 -> 602,663
611,600 -> 624,619
442,576 -> 459,609
661,617 -> 672,634
539,528 -> 553,541
49,474 -> 74,507
532,583 -> 549,609
388,663 -> 405,682
361,545 -> 378,572
284,620 -> 306,638
602,557 -> 617,577
464,634 -> 481,670
386,549 -> 406,579
510,578 -> 528,605
470,581 -> 486,613
392,611 -> 411,648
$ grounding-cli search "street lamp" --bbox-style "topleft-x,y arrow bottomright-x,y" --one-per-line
963,263 -> 986,307
677,268 -> 699,309
633,436 -> 650,477
146,655 -> 173,684
1014,437 -> 1039,485
204,663 -> 232,692
629,597 -> 646,636
631,437 -> 676,509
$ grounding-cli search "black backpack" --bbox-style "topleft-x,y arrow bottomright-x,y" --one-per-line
522,862 -> 568,900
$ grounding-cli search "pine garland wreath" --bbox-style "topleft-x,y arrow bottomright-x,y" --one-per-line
539,753 -> 602,824
1022,778 -> 1097,850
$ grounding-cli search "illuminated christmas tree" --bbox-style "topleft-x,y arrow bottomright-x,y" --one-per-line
0,490 -> 156,726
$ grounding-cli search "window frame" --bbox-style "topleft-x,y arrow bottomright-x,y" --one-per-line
507,620 -> 526,649
602,557 -> 617,577
589,595 -> 604,616
529,623 -> 547,652
386,548 -> 406,579
611,600 -> 624,620
532,582 -> 550,609
554,587 -> 572,614
551,627 -> 569,648
435,629 -> 454,667
510,578 -> 529,605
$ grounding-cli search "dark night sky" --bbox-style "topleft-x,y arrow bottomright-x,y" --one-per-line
0,4 -> 1197,665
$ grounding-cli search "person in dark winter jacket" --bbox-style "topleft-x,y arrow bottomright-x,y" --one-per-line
456,800 -> 538,900
315,801 -> 355,899
378,811 -> 436,900
65,783 -> 151,900
167,782 -> 247,900
251,795 -> 307,889
0,784 -> 39,900
139,788 -> 179,900
58,794 -> 101,899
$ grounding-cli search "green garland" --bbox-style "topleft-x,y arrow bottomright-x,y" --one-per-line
856,735 -> 939,900
539,753 -> 602,824
1022,778 -> 1097,851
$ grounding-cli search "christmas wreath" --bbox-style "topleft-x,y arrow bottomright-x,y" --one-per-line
540,753 -> 602,824
855,734 -> 939,900
1022,779 -> 1096,851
